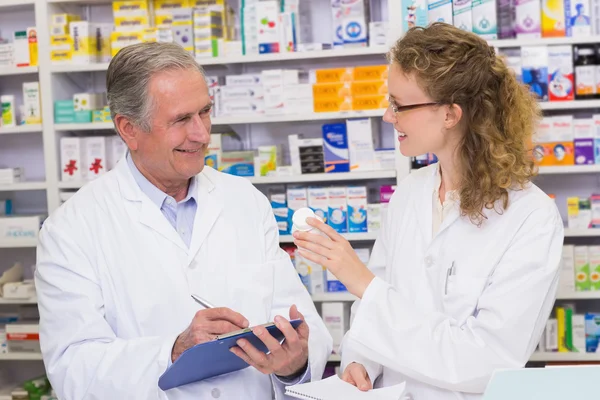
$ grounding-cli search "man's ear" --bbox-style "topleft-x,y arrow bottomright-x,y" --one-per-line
444,104 -> 463,130
114,114 -> 139,151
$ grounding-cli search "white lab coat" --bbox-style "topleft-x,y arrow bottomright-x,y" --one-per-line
35,158 -> 332,400
340,164 -> 564,400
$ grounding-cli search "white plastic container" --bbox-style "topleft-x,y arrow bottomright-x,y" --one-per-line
291,207 -> 324,236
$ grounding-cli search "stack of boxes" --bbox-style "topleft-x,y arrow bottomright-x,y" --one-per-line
241,0 -> 297,55
533,115 -> 600,166
60,136 -> 128,182
312,65 -> 389,113
539,303 -> 600,354
110,1 -> 150,57
54,93 -> 108,124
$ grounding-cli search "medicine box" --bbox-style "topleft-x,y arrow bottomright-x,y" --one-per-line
566,0 -> 592,36
573,118 -> 594,165
220,151 -> 255,176
472,0 -> 498,39
428,0 -> 453,24
347,118 -> 379,171
70,22 -> 98,64
585,313 -> 600,352
322,123 -> 350,173
308,187 -> 329,223
257,145 -> 279,176
341,0 -> 369,47
269,187 -> 289,235
61,137 -> 84,181
547,45 -> 574,101
347,186 -> 368,233
13,31 -> 30,67
331,0 -> 344,48
0,215 -> 42,242
6,323 -> 40,354
453,0 -> 473,31
84,137 -> 108,180
321,302 -> 350,353
287,187 -> 308,238
312,68 -> 354,84
328,187 -> 348,233
589,245 -> 600,291
294,249 -> 326,294
521,45 -> 549,101
107,136 -> 127,170
515,0 -> 542,38
594,114 -> 600,164
575,246 -> 591,291
559,245 -> 575,295
22,82 -> 41,125
541,0 -> 566,37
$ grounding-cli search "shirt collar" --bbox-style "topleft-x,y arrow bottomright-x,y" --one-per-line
126,151 -> 198,208
433,163 -> 458,203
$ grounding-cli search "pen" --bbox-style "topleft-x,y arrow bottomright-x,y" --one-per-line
444,262 -> 456,295
191,294 -> 216,309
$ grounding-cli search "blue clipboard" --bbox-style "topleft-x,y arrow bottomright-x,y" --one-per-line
158,319 -> 303,391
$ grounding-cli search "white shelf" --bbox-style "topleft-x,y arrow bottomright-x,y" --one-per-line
50,47 -> 387,72
58,181 -> 86,189
556,291 -> 600,300
539,100 -> 600,110
0,297 -> 37,304
54,122 -> 114,131
0,238 -> 38,248
249,170 -> 396,185
0,66 -> 38,76
0,181 -> 47,191
213,110 -> 385,125
564,229 -> 600,237
0,124 -> 42,135
0,352 -> 42,361
529,352 -> 600,362
280,232 -> 378,243
489,36 -> 600,48
312,292 -> 357,302
0,0 -> 35,8
538,165 -> 600,174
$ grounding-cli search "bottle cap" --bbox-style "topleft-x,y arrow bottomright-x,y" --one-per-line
292,207 -> 317,231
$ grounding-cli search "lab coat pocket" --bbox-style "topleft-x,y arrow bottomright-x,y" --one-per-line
228,262 -> 274,326
442,273 -> 488,324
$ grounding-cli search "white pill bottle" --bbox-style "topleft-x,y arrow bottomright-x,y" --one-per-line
291,207 -> 325,236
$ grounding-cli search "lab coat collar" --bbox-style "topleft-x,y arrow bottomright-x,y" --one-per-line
114,155 -> 223,260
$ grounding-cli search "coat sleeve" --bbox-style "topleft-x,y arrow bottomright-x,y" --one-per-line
343,205 -> 563,394
257,194 -> 333,399
35,216 -> 176,400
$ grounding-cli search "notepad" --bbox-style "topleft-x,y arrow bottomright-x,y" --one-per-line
285,375 -> 407,400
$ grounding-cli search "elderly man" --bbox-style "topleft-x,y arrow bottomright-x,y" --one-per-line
35,42 -> 332,399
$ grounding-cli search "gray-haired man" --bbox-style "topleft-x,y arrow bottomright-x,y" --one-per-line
35,42 -> 332,399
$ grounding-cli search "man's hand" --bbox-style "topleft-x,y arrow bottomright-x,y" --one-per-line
342,362 -> 372,391
172,307 -> 249,362
230,305 -> 309,378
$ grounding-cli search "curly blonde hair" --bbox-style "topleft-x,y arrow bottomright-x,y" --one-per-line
388,22 -> 541,226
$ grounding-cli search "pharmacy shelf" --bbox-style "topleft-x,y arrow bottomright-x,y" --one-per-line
529,352 -> 600,362
214,110 -> 385,125
50,47 -> 388,72
249,170 -> 396,185
0,181 -> 47,191
0,66 -> 38,77
564,229 -> 600,237
539,100 -> 600,110
489,36 -> 600,48
312,292 -> 357,302
328,354 -> 342,363
0,297 -> 37,304
0,238 -> 38,248
538,165 -> 600,174
280,232 -> 378,243
0,124 -> 42,135
556,291 -> 600,300
54,110 -> 385,130
54,122 -> 114,131
0,0 -> 35,9
0,353 -> 43,361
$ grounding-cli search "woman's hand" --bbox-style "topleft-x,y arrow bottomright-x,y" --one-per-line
292,217 -> 375,298
342,362 -> 373,391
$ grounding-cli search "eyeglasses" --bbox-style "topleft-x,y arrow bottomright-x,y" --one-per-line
389,102 -> 441,114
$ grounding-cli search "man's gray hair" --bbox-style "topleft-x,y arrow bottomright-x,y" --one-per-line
106,42 -> 205,132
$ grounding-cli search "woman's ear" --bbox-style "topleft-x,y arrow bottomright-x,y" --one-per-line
444,104 -> 463,130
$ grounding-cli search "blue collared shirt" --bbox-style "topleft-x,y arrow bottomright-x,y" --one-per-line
126,152 -> 198,248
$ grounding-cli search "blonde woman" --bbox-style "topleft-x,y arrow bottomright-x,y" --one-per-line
294,23 -> 564,399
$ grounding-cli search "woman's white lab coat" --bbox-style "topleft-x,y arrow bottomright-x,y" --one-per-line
34,159 -> 332,400
340,164 -> 564,400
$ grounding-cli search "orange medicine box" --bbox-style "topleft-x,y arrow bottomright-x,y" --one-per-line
351,80 -> 387,96
314,96 -> 353,112
352,95 -> 389,110
353,65 -> 388,81
312,82 -> 351,98
313,68 -> 354,83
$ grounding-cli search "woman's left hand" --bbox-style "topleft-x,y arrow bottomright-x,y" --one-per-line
292,217 -> 375,298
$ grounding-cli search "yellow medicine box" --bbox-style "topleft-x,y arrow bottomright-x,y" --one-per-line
313,96 -> 353,113
314,68 -> 354,83
113,1 -> 149,15
114,16 -> 150,31
350,80 -> 388,96
52,14 -> 81,26
352,95 -> 389,110
353,65 -> 389,81
312,83 -> 351,98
